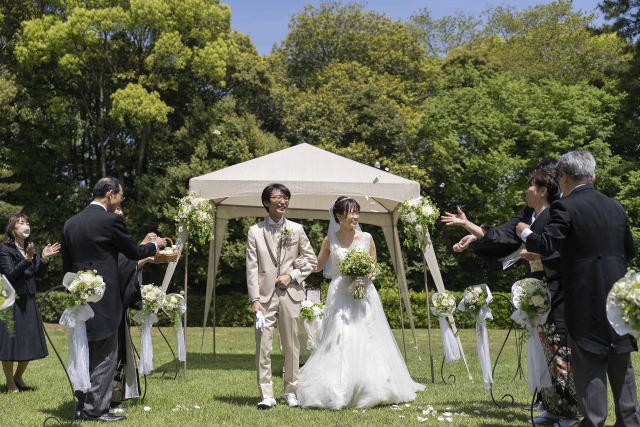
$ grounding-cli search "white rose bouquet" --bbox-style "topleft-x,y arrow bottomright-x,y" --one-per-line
65,270 -> 106,306
135,284 -> 166,375
59,270 -> 107,392
458,284 -> 494,392
607,270 -> 640,338
162,292 -> 187,362
300,299 -> 324,350
431,291 -> 460,363
337,249 -> 379,299
510,278 -> 552,394
175,192 -> 214,245
398,196 -> 440,250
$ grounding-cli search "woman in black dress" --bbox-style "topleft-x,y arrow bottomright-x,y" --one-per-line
0,213 -> 60,393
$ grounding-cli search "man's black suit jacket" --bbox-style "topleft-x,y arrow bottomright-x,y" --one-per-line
62,204 -> 156,341
525,185 -> 636,354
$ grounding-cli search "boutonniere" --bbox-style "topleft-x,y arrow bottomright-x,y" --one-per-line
280,226 -> 293,246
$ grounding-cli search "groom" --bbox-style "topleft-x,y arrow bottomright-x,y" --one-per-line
246,183 -> 317,409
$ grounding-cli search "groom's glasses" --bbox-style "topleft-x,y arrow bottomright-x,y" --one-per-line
270,196 -> 290,202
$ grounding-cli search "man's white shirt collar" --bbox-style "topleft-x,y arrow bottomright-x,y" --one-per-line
90,201 -> 107,211
267,217 -> 285,227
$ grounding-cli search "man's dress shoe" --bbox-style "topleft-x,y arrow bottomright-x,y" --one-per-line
75,412 -> 126,422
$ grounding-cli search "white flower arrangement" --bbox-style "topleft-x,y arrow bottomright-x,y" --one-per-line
65,270 -> 106,306
162,292 -> 186,324
139,284 -> 166,314
458,285 -> 489,317
300,299 -> 324,322
175,192 -> 214,245
431,291 -> 457,317
398,196 -> 440,250
607,270 -> 640,338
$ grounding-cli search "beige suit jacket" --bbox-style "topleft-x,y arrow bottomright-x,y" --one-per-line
246,217 -> 317,303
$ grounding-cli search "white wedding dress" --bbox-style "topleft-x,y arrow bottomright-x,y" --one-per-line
297,232 -> 425,409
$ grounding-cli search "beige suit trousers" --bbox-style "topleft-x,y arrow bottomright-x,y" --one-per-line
255,288 -> 301,399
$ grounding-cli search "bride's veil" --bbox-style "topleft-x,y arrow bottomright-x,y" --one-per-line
323,198 -> 361,279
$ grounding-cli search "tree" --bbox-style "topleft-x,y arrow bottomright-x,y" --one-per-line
409,9 -> 483,57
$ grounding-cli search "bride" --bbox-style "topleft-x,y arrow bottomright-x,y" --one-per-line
297,196 -> 425,409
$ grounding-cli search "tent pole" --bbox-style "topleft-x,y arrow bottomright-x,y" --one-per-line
183,241 -> 188,378
421,251 -> 435,384
390,222 -> 408,360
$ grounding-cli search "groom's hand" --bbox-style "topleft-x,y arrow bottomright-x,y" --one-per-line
251,301 -> 264,315
275,274 -> 292,289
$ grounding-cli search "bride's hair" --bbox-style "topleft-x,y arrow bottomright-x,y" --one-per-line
332,196 -> 360,223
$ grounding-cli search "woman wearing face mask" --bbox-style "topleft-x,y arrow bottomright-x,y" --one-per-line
0,214 -> 60,393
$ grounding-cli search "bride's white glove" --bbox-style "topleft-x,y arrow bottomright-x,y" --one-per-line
255,311 -> 266,332
294,256 -> 308,269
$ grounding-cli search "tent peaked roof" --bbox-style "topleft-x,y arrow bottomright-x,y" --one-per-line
189,143 -> 420,214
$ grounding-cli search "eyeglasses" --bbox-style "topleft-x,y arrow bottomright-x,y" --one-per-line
269,196 -> 290,202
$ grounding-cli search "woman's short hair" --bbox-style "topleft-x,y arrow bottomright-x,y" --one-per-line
528,168 -> 561,203
5,213 -> 30,246
332,196 -> 360,223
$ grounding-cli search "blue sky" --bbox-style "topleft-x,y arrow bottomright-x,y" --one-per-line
221,1 -> 605,56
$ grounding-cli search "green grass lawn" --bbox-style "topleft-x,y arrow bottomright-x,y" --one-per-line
0,325 -> 636,426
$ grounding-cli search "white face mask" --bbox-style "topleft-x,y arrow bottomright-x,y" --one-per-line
16,224 -> 30,239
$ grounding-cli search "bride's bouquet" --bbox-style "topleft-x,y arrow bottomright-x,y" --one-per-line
431,291 -> 460,363
162,292 -> 187,361
607,270 -> 640,338
59,270 -> 107,392
337,249 -> 379,299
0,275 -> 16,335
511,278 -> 552,394
301,300 -> 324,350
134,284 -> 166,375
398,196 -> 440,250
458,284 -> 493,392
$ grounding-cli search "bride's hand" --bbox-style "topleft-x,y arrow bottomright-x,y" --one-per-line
441,206 -> 468,227
453,234 -> 476,252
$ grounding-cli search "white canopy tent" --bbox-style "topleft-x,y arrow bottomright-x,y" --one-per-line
161,143 -> 453,359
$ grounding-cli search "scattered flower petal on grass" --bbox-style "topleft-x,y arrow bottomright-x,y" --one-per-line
438,416 -> 444,421
507,414 -> 514,419
143,406 -> 151,412
417,416 -> 428,423
444,412 -> 452,416
446,416 -> 453,422
405,403 -> 411,408
112,408 -> 125,414
399,415 -> 405,419
473,410 -> 481,414
194,405 -> 201,410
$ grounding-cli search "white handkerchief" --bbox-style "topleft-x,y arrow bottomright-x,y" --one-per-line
255,311 -> 266,332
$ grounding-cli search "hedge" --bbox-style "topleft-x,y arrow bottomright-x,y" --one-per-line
38,288 -> 518,329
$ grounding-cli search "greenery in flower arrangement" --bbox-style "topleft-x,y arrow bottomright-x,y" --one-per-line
337,249 -> 379,299
459,285 -> 489,319
512,278 -> 549,320
176,192 -> 214,246
64,270 -> 107,306
607,270 -> 640,337
300,300 -> 323,322
431,291 -> 457,317
398,196 -> 440,250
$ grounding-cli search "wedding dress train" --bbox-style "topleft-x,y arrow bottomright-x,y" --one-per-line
297,232 -> 425,409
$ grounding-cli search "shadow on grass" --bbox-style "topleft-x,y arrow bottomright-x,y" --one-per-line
42,400 -> 78,426
153,352 -> 284,373
215,395 -> 258,407
434,398 -> 531,425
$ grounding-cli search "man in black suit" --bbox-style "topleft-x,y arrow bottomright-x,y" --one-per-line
517,150 -> 639,426
62,177 -> 166,422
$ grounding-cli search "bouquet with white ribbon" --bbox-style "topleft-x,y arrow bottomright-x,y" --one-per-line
607,270 -> 640,338
511,278 -> 552,394
134,284 -> 166,375
300,299 -> 324,350
162,292 -> 187,361
431,291 -> 460,363
59,270 -> 106,392
458,284 -> 493,392
0,275 -> 16,335
337,249 -> 379,299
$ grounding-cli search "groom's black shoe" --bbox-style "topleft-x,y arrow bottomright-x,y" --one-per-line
75,412 -> 126,422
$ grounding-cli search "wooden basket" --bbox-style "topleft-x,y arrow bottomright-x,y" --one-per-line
154,238 -> 178,263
